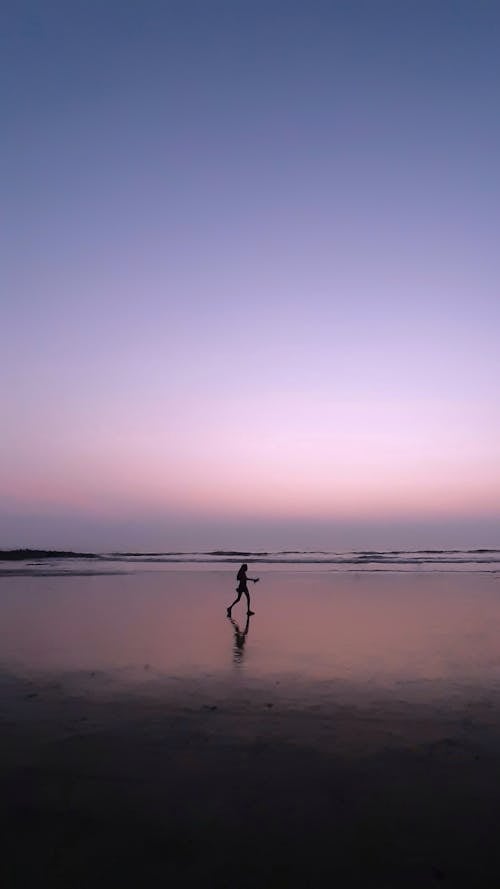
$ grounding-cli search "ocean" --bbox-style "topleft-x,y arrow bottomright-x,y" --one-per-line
1,547 -> 499,575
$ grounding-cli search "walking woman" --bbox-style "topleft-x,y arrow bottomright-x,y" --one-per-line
227,563 -> 259,617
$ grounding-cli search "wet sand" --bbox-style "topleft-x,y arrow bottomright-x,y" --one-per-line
1,570 -> 500,887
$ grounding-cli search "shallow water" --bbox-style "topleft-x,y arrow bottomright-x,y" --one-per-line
1,570 -> 500,700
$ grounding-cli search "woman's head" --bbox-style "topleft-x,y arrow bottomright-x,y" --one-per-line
241,563 -> 248,571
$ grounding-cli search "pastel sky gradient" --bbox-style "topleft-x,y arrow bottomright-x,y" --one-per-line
2,0 -> 499,550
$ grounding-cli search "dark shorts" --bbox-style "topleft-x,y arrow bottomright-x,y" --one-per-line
236,585 -> 248,596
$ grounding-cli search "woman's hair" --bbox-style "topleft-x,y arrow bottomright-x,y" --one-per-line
237,564 -> 247,581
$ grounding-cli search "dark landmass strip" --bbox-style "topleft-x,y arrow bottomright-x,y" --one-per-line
0,549 -> 98,562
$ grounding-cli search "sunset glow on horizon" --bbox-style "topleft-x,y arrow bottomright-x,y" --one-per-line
2,1 -> 499,551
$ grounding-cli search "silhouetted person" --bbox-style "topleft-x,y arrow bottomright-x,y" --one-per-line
227,563 -> 259,617
229,614 -> 250,664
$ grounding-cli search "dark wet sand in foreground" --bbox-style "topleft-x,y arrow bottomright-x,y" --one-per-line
1,570 -> 500,887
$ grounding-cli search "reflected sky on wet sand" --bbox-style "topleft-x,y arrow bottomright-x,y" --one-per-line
1,571 -> 500,699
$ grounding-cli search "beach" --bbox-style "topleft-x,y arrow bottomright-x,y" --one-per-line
2,566 -> 500,887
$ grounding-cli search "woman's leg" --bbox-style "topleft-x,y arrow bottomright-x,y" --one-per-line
227,591 -> 242,615
244,589 -> 254,615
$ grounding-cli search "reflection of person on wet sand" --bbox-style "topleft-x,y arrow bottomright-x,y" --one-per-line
229,614 -> 250,664
227,563 -> 259,617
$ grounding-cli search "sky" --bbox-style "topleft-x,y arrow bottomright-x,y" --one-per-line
2,0 -> 499,551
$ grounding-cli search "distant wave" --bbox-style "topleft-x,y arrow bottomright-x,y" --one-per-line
1,548 -> 499,572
